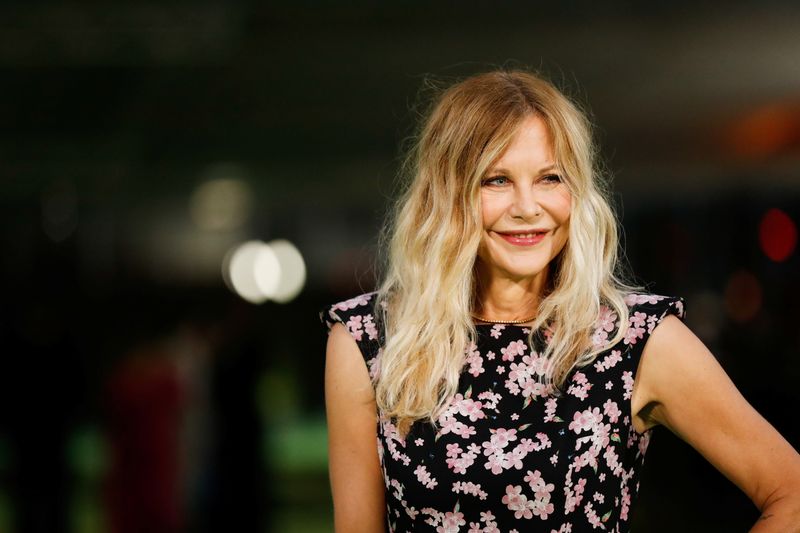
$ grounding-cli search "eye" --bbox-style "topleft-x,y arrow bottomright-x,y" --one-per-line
481,175 -> 508,187
541,174 -> 562,184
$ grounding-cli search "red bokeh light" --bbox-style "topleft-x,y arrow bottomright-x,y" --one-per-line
758,208 -> 797,262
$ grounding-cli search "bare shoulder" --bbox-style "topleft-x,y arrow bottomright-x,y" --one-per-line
633,314 -> 723,433
325,322 -> 375,404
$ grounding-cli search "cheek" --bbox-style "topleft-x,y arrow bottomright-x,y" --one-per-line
480,194 -> 505,226
553,191 -> 572,223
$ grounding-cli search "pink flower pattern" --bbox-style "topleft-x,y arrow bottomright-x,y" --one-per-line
321,291 -> 686,532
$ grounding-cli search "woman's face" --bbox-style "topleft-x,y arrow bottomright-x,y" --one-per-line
476,113 -> 571,285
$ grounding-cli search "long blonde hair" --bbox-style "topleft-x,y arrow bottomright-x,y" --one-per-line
374,69 -> 643,434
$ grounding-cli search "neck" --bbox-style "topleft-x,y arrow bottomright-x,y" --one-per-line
474,264 -> 548,322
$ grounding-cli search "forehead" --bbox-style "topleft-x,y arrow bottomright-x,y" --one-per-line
490,114 -> 555,171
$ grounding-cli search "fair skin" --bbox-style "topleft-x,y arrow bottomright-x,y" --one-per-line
325,113 -> 800,531
325,322 -> 386,532
474,114 -> 571,321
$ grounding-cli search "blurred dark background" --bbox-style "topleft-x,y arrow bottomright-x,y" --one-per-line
1,2 -> 799,532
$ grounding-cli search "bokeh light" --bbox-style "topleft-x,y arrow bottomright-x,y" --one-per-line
268,239 -> 306,304
223,239 -> 306,304
759,208 -> 797,262
253,244 -> 281,299
224,241 -> 270,304
725,102 -> 800,159
688,291 -> 725,343
189,171 -> 253,231
723,269 -> 763,323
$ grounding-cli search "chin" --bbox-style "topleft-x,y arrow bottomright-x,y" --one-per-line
495,262 -> 549,280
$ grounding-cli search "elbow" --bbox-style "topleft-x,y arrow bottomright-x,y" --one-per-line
754,483 -> 800,533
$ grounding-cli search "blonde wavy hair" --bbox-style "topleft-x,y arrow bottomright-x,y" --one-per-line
373,69 -> 643,434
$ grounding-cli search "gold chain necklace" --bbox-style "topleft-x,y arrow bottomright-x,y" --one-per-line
471,313 -> 537,325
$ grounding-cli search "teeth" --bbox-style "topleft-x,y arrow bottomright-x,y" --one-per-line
511,232 -> 542,238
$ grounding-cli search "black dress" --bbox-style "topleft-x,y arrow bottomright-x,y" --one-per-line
321,291 -> 686,532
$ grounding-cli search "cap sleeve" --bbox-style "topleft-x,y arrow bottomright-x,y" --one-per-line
622,293 -> 687,352
319,291 -> 383,368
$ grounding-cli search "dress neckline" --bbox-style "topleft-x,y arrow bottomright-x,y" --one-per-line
473,322 -> 534,329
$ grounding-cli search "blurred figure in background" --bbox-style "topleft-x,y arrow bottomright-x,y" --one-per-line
102,293 -> 190,533
103,292 -> 270,533
104,335 -> 185,533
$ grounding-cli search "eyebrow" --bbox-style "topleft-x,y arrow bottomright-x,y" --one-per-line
488,163 -> 558,175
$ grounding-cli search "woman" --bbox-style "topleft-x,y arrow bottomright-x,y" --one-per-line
321,69 -> 800,532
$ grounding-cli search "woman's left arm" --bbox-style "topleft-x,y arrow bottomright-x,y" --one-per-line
635,314 -> 800,532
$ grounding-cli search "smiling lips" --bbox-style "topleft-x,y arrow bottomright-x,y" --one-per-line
496,230 -> 549,246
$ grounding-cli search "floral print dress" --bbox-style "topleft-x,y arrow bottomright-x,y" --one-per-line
321,292 -> 686,532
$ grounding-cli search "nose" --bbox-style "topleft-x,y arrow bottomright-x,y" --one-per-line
509,185 -> 543,220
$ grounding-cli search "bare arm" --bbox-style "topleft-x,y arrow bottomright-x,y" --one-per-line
325,322 -> 386,532
634,315 -> 800,532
